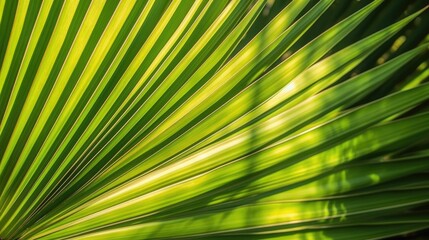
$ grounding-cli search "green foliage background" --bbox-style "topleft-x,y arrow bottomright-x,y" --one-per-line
0,0 -> 428,239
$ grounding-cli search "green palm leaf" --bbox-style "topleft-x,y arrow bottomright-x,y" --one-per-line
0,0 -> 428,239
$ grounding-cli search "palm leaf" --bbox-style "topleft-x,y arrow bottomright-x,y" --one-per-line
0,0 -> 428,239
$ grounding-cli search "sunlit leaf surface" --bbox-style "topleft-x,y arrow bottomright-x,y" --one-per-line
0,0 -> 428,239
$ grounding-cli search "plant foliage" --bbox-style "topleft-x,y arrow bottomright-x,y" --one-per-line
0,0 -> 428,239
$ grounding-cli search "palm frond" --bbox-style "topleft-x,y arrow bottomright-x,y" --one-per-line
0,0 -> 428,239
